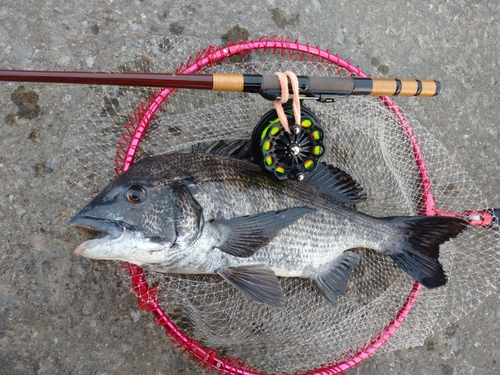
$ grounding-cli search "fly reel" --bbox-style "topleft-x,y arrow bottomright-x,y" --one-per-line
251,105 -> 326,180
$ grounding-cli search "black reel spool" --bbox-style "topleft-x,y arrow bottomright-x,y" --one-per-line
251,104 -> 326,180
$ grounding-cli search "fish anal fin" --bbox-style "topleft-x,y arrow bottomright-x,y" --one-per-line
212,207 -> 315,258
312,250 -> 360,305
218,265 -> 284,308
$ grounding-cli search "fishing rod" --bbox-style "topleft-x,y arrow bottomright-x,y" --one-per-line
0,69 -> 441,181
0,70 -> 440,101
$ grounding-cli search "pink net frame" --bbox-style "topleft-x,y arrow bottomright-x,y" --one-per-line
111,36 -> 490,375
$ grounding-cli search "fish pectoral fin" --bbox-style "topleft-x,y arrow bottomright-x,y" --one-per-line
211,207 -> 315,258
218,265 -> 284,308
312,250 -> 360,305
302,162 -> 367,204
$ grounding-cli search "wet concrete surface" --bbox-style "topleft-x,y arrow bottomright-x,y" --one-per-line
1,1 -> 499,374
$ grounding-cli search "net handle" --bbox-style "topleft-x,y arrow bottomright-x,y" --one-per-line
118,36 -> 428,375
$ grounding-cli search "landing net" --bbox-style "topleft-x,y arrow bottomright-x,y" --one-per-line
37,36 -> 499,374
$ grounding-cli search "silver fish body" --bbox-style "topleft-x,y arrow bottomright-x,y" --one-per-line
70,153 -> 467,308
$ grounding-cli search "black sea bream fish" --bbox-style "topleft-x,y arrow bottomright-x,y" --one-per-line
70,152 -> 467,308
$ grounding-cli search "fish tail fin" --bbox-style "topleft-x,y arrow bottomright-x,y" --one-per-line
390,216 -> 468,288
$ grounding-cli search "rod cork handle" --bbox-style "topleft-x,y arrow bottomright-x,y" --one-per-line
364,78 -> 440,97
256,75 -> 441,99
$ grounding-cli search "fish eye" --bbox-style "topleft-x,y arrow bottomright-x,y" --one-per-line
125,185 -> 146,203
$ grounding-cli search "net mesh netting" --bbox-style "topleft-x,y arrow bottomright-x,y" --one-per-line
33,36 -> 499,374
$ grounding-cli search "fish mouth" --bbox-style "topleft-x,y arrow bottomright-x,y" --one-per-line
69,216 -> 124,240
69,215 -> 165,264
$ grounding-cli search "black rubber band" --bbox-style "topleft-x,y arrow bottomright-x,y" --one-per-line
433,81 -> 441,96
394,79 -> 402,95
415,80 -> 422,96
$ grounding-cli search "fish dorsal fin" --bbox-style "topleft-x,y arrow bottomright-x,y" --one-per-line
196,139 -> 366,204
302,162 -> 367,204
312,250 -> 360,304
192,140 -> 254,162
218,265 -> 284,308
194,140 -> 366,204
211,207 -> 315,258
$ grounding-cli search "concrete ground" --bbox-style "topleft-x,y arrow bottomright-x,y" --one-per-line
1,1 -> 499,374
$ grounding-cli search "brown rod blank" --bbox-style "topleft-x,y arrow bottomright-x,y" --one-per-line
0,70 -> 214,90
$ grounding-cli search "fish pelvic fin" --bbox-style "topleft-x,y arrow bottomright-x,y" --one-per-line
390,216 -> 468,288
218,265 -> 284,308
212,207 -> 315,258
311,251 -> 360,305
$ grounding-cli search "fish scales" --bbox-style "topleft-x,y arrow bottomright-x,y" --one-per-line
140,153 -> 393,275
182,188 -> 391,277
